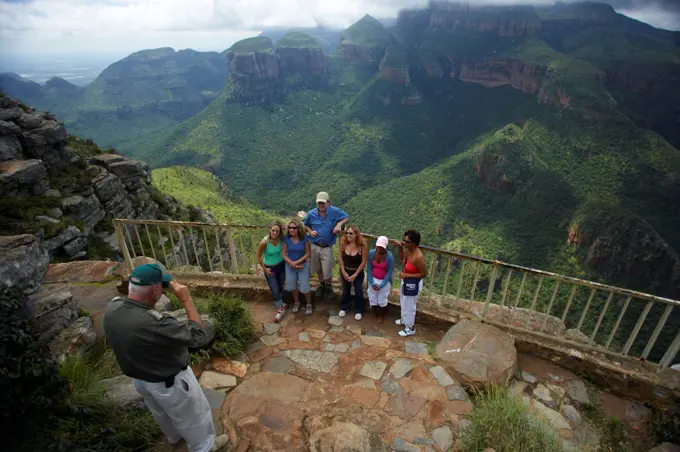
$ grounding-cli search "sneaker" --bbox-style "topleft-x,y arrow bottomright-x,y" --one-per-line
395,319 -> 403,326
274,308 -> 286,323
210,434 -> 230,451
315,284 -> 326,299
398,326 -> 416,337
292,302 -> 300,313
339,310 -> 347,318
306,304 -> 313,315
355,313 -> 363,321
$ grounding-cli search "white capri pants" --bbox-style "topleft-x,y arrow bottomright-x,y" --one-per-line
368,278 -> 391,307
399,279 -> 423,328
133,367 -> 216,452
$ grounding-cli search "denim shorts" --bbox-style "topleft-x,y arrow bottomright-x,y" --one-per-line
284,261 -> 311,293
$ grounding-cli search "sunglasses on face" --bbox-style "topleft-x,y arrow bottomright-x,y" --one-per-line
403,239 -> 412,244
288,226 -> 298,230
346,232 -> 355,236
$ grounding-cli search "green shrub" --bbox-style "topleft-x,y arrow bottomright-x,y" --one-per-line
0,290 -> 67,451
208,296 -> 254,357
54,346 -> 159,452
461,384 -> 564,452
86,234 -> 118,260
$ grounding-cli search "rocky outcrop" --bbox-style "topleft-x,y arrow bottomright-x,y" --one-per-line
459,58 -> 572,106
400,2 -> 541,37
0,94 -> 201,262
27,286 -> 78,342
50,316 -> 97,361
0,235 -> 49,295
436,320 -> 517,388
379,47 -> 410,85
568,208 -> 680,299
339,15 -> 392,67
340,44 -> 386,66
226,37 -> 284,105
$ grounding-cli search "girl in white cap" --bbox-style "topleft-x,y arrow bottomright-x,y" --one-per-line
367,236 -> 394,324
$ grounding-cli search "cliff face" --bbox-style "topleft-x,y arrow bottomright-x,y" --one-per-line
340,43 -> 386,65
379,46 -> 410,85
226,34 -> 329,104
278,47 -> 326,78
458,58 -> 569,106
227,47 -> 284,105
399,2 -> 540,37
568,210 -> 680,299
0,95 -> 201,262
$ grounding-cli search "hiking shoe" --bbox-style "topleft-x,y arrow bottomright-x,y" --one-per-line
398,326 -> 416,337
395,319 -> 403,326
210,434 -> 230,451
274,308 -> 286,323
339,310 -> 347,318
292,302 -> 300,313
315,285 -> 325,299
306,304 -> 313,315
355,313 -> 363,321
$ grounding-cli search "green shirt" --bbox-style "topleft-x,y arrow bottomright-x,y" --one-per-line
263,237 -> 283,266
103,297 -> 212,382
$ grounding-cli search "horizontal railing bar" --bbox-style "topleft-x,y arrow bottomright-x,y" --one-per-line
114,219 -> 680,307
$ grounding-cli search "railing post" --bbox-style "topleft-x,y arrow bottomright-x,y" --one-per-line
225,217 -> 239,274
510,272 -> 527,323
134,224 -> 146,258
427,254 -> 438,304
642,304 -> 674,359
605,296 -> 632,350
589,291 -> 614,345
468,261 -> 481,311
441,257 -> 452,297
557,286 -> 577,338
114,220 -> 133,271
576,288 -> 597,333
541,281 -> 561,333
659,330 -> 680,369
214,228 -> 225,273
524,276 -> 544,329
156,225 -> 169,268
144,224 -> 157,261
622,300 -> 653,356
167,225 -> 176,270
202,226 -> 214,273
189,227 -> 201,269
500,269 -> 513,309
482,264 -> 499,318
456,260 -> 467,299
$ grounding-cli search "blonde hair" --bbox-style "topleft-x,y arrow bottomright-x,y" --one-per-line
267,220 -> 284,241
341,224 -> 366,251
286,218 -> 306,241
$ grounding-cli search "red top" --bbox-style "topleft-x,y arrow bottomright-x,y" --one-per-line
404,253 -> 419,275
372,259 -> 387,280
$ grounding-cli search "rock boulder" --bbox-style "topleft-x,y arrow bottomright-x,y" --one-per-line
50,316 -> 97,361
0,234 -> 49,295
27,286 -> 78,342
0,159 -> 49,196
101,375 -> 145,409
435,320 -> 517,388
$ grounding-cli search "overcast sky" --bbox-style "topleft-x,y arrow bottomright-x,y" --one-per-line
0,0 -> 678,58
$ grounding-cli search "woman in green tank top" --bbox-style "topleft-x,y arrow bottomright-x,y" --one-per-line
256,220 -> 287,322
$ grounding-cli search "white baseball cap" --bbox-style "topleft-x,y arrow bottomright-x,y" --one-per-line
316,191 -> 330,203
376,236 -> 389,249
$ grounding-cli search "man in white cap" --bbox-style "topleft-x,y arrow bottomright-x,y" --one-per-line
304,191 -> 349,304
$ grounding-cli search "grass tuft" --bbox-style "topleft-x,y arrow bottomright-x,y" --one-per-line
208,295 -> 254,357
461,384 -> 564,452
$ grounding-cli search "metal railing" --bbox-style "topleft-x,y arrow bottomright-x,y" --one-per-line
113,218 -> 680,371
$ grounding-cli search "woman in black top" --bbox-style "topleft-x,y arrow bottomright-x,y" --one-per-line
338,224 -> 368,320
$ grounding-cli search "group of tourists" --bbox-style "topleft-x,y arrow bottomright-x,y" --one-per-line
256,191 -> 428,337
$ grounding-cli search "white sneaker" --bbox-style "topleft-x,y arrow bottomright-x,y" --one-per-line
399,326 -> 416,337
355,313 -> 363,320
339,310 -> 347,318
210,434 -> 230,451
395,319 -> 403,325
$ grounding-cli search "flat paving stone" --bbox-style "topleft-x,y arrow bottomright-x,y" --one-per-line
328,316 -> 343,326
262,356 -> 294,374
359,361 -> 387,380
260,333 -> 285,347
263,322 -> 280,335
212,358 -> 249,378
522,371 -> 537,383
284,350 -> 339,373
366,330 -> 384,337
405,341 -> 428,355
298,332 -> 310,342
200,371 -> 237,390
381,376 -> 403,394
360,335 -> 392,348
245,342 -> 263,353
351,341 -> 361,349
392,437 -> 420,452
322,343 -> 350,353
415,438 -> 435,445
389,359 -> 413,379
329,326 -> 345,333
202,387 -> 227,409
346,325 -> 362,336
566,379 -> 590,405
432,426 -> 453,451
429,366 -> 455,387
447,384 -> 467,401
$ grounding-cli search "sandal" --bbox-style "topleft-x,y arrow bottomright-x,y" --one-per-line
292,302 -> 300,313
305,304 -> 313,316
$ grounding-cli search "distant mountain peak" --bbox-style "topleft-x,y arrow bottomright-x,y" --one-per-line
228,36 -> 275,54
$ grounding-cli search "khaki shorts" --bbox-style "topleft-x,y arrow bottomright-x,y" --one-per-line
310,244 -> 334,280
